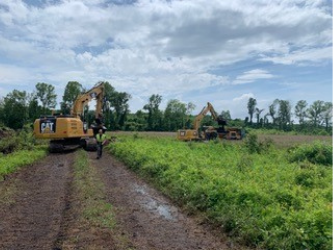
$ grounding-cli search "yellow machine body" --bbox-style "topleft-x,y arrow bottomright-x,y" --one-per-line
33,117 -> 93,140
177,129 -> 200,141
220,127 -> 243,140
33,83 -> 105,152
177,102 -> 243,141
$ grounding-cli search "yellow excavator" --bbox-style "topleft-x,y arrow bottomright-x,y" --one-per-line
177,102 -> 243,141
33,82 -> 106,152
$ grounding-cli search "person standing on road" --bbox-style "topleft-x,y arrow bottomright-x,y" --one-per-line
96,129 -> 107,159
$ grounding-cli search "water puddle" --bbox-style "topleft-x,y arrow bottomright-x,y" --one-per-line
133,184 -> 178,221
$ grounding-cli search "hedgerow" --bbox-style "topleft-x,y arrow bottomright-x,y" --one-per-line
107,135 -> 332,250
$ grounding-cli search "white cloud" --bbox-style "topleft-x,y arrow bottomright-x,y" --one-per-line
0,0 -> 331,115
233,69 -> 274,85
260,46 -> 332,65
233,93 -> 255,102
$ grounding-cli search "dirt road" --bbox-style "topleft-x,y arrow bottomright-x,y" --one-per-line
0,153 -> 74,249
0,151 -> 233,250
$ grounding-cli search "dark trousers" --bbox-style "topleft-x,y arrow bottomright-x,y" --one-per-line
97,143 -> 103,158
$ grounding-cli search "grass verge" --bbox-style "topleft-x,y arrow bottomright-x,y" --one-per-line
0,146 -> 47,181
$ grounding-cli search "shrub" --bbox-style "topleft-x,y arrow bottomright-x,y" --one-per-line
288,141 -> 332,166
244,133 -> 274,154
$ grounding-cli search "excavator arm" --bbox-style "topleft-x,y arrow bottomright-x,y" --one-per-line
193,102 -> 218,130
71,83 -> 105,119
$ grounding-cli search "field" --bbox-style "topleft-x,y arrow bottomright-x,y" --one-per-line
107,132 -> 332,249
111,131 -> 332,147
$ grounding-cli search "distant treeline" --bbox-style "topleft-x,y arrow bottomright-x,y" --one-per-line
0,81 -> 331,135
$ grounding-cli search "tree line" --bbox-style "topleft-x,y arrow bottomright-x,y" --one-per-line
0,81 -> 331,135
244,97 -> 332,135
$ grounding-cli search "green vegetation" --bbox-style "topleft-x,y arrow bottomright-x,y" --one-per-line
0,149 -> 47,180
0,124 -> 48,180
0,124 -> 38,154
74,150 -> 115,229
288,142 -> 332,166
107,135 -> 332,250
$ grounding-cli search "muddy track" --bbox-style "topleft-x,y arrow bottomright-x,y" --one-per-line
92,152 -> 232,250
0,153 -> 74,250
0,150 -> 237,250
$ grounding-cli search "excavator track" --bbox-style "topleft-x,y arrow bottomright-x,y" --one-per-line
49,138 -> 96,153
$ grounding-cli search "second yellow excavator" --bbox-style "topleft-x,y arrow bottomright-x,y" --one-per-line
177,102 -> 244,141
33,82 -> 106,152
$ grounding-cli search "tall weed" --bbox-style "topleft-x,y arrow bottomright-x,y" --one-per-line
288,141 -> 332,166
107,136 -> 332,250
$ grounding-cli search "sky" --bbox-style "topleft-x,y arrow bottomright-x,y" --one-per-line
0,0 -> 332,119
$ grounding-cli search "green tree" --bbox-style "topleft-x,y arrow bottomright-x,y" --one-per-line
91,81 -> 131,130
164,99 -> 186,131
100,81 -> 116,129
307,100 -> 325,128
255,108 -> 264,126
220,110 -> 231,120
61,81 -> 83,114
35,82 -> 57,110
269,99 -> 279,125
143,94 -> 163,131
27,93 -> 42,123
278,100 -> 292,131
263,113 -> 270,127
295,100 -> 308,125
2,90 -> 28,129
109,92 -> 131,130
247,98 -> 257,124
184,102 -> 196,129
186,102 -> 196,115
320,102 -> 332,130
124,110 -> 147,131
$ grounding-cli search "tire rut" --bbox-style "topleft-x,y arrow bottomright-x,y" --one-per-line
92,152 -> 234,250
51,157 -> 75,250
0,152 -> 75,250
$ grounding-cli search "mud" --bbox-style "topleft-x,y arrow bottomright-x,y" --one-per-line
0,149 -> 239,250
93,152 -> 233,250
0,153 -> 74,250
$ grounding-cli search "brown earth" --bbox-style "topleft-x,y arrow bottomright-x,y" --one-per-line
0,153 -> 74,250
92,152 -> 234,250
0,150 -> 238,250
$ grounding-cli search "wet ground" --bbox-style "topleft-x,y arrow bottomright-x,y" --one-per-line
0,150 -> 237,250
94,152 -> 230,250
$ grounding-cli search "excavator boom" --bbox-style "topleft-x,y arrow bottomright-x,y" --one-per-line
193,102 -> 218,130
71,83 -> 105,119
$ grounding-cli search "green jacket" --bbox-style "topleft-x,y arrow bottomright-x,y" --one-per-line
96,134 -> 107,143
